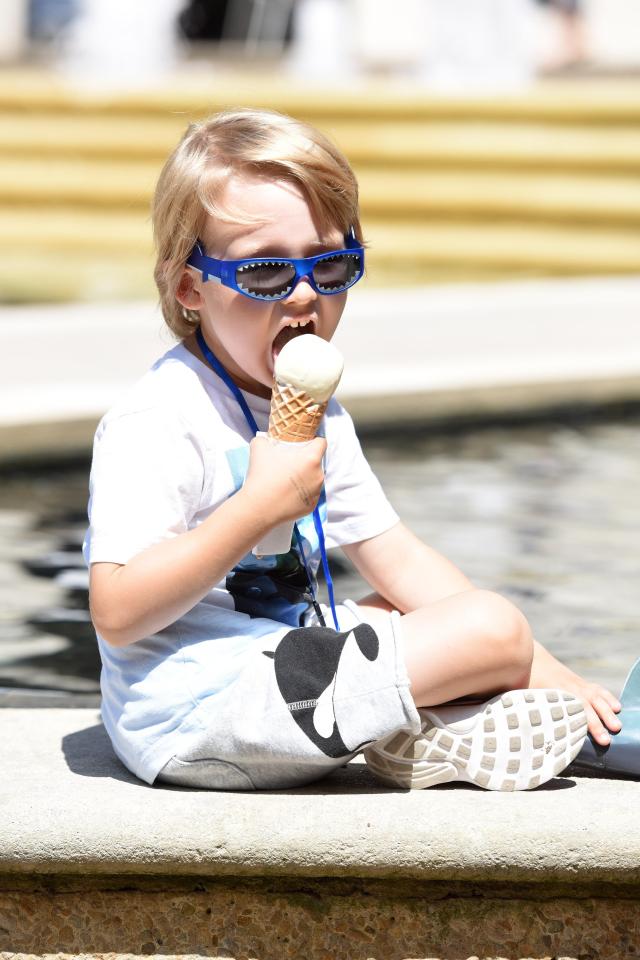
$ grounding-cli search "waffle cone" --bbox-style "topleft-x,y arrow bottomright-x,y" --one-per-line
268,379 -> 328,442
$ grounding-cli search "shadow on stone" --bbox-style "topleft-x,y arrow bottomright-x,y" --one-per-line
527,775 -> 578,791
151,760 -> 579,795
59,724 -> 585,795
377,776 -> 578,793
567,761 -> 640,782
61,722 -> 144,786
153,761 -> 397,795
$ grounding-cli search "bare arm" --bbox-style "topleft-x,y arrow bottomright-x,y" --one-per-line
90,434 -> 326,647
91,487 -> 270,647
342,521 -> 474,613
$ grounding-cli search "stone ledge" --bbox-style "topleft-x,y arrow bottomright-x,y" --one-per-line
2,708 -> 639,959
2,277 -> 640,465
2,708 -> 639,885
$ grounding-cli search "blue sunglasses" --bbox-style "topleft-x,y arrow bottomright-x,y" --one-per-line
186,228 -> 364,302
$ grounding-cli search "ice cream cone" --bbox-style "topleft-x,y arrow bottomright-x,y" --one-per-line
253,334 -> 343,557
267,380 -> 328,442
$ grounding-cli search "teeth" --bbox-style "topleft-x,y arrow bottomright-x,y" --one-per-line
288,318 -> 310,329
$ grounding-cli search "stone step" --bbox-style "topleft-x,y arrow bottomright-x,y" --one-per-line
0,207 -> 149,252
2,159 -> 640,227
1,708 -> 638,960
1,73 -> 638,298
0,249 -> 152,302
334,121 -> 640,174
2,112 -> 640,174
0,156 -> 157,207
2,213 -> 638,302
367,220 -> 640,281
5,207 -> 638,266
360,170 -> 640,225
1,70 -> 639,123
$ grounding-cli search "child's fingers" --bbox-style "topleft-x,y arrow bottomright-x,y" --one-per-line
600,687 -> 622,713
584,702 -> 612,746
584,690 -> 623,746
586,683 -> 622,727
591,692 -> 622,731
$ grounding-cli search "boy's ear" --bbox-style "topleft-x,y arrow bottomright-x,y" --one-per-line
175,268 -> 204,310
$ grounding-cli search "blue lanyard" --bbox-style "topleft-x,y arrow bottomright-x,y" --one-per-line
195,327 -> 339,631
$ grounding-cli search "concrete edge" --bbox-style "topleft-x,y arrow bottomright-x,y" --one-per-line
2,277 -> 640,464
1,710 -> 639,886
2,781 -> 639,885
344,374 -> 640,430
2,375 -> 639,467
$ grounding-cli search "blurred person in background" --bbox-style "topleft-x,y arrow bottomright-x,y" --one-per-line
536,0 -> 588,70
178,0 -> 294,50
178,0 -> 229,42
29,0 -> 78,42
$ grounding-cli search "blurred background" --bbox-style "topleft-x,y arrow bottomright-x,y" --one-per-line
0,0 -> 638,707
0,0 -> 639,300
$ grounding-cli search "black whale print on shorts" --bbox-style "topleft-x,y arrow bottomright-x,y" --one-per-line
263,623 -> 380,758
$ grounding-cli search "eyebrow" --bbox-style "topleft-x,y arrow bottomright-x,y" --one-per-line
231,239 -> 343,260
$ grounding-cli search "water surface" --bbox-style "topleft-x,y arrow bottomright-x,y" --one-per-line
1,414 -> 638,705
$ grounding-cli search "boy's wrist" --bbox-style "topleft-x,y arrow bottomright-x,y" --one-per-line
239,475 -> 304,528
232,484 -> 283,537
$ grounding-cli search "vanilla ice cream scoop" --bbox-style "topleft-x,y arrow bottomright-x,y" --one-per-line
267,334 -> 344,444
274,334 -> 344,403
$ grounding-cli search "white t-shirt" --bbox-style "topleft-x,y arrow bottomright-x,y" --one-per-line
83,342 -> 399,783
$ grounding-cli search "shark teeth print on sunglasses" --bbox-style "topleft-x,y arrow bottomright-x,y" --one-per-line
236,261 -> 295,299
314,253 -> 361,292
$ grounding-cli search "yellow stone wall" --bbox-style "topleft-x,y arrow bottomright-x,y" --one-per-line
1,73 -> 639,302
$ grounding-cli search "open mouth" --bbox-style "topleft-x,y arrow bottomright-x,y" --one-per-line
271,320 -> 316,363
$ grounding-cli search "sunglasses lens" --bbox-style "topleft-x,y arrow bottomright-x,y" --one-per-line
313,252 -> 362,293
236,261 -> 296,299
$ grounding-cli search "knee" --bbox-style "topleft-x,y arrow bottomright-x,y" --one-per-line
467,589 -> 533,677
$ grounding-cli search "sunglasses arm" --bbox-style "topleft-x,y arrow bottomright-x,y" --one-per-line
186,245 -> 224,285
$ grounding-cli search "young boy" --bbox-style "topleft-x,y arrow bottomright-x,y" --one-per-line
84,107 -> 621,791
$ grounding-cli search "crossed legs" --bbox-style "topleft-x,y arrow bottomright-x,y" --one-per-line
357,588 -> 533,709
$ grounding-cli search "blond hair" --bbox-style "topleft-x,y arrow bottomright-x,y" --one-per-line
152,107 -> 362,339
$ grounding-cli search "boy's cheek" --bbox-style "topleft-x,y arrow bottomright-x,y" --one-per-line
320,297 -> 348,340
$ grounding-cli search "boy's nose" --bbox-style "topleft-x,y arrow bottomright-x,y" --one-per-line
285,275 -> 317,304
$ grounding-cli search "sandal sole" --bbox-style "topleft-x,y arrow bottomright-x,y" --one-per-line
363,689 -> 588,791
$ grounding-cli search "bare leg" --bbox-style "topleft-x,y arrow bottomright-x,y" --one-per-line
356,588 -> 533,708
356,590 -> 588,792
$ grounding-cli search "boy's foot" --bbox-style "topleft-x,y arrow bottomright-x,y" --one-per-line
363,689 -> 588,791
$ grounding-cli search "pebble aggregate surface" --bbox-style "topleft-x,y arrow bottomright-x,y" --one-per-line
0,412 -> 638,701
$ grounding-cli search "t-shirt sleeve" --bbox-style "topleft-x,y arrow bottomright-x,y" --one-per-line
322,400 -> 399,549
86,405 -> 205,565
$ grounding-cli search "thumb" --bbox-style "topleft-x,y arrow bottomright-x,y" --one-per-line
311,436 -> 328,456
